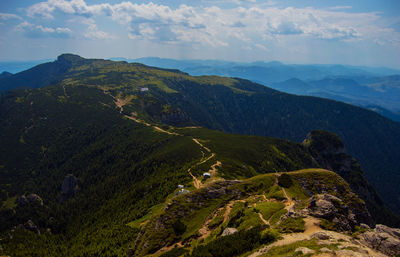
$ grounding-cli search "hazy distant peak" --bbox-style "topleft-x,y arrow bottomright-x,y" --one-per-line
0,71 -> 12,78
57,53 -> 85,64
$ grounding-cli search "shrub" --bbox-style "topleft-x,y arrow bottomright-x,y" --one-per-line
278,173 -> 293,188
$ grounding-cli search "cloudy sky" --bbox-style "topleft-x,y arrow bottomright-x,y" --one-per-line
0,0 -> 399,68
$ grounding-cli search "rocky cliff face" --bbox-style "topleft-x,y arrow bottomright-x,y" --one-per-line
302,130 -> 400,227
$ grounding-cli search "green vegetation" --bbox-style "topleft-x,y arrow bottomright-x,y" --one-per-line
277,217 -> 305,233
278,173 -> 293,188
266,185 -> 286,201
320,219 -> 339,232
261,239 -> 338,257
188,226 -> 278,257
160,247 -> 189,257
0,54 -> 399,256
255,202 -> 285,221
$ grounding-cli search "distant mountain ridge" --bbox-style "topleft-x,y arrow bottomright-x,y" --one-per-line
121,57 -> 400,121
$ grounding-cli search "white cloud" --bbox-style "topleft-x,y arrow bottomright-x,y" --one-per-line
329,6 -> 352,10
24,0 -> 400,48
0,13 -> 22,20
78,18 -> 115,40
16,21 -> 72,38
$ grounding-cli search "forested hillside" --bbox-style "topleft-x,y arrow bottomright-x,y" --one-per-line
1,54 -> 400,256
1,54 -> 400,214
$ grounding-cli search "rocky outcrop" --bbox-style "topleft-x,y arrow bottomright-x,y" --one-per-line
312,231 -> 331,240
302,130 -> 399,227
221,227 -> 238,237
295,247 -> 315,255
26,194 -> 44,206
134,180 -> 243,255
61,174 -> 78,201
17,194 -> 43,206
360,224 -> 400,256
307,194 -> 372,231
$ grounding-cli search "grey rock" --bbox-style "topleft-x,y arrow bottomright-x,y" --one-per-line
17,195 -> 29,206
375,224 -> 400,238
320,247 -> 332,253
24,220 -> 40,235
361,229 -> 400,256
221,227 -> 238,237
360,223 -> 370,230
61,174 -> 78,201
27,194 -> 44,206
295,247 -> 315,255
312,231 -> 331,240
336,249 -> 365,257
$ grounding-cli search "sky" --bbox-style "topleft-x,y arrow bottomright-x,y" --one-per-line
0,0 -> 399,68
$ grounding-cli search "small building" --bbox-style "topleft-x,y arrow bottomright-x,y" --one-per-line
140,87 -> 149,92
203,172 -> 211,179
176,188 -> 189,195
178,184 -> 184,189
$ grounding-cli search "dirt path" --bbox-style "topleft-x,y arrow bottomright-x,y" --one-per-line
282,187 -> 295,211
115,95 -> 134,113
198,153 -> 215,165
208,161 -> 221,176
192,138 -> 211,152
303,216 -> 322,235
258,213 -> 270,225
188,168 -> 202,189
62,84 -> 69,98
155,242 -> 184,255
249,215 -> 324,257
102,90 -> 222,190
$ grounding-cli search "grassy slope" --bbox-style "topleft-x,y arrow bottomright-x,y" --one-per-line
134,169 -> 367,256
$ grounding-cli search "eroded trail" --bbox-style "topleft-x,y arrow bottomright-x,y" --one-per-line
188,168 -> 202,189
282,187 -> 295,211
104,90 -> 221,190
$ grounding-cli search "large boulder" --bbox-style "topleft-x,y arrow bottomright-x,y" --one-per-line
61,174 -> 78,201
295,247 -> 315,255
17,194 -> 43,206
360,224 -> 400,256
27,194 -> 43,206
221,227 -> 238,237
308,194 -> 364,231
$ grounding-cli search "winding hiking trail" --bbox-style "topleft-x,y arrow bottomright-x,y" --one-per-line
103,90 -> 221,189
282,187 -> 295,211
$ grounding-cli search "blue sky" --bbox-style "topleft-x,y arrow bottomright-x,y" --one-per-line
0,0 -> 399,68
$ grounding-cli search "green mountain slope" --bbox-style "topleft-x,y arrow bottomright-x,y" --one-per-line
0,81 -> 321,256
0,54 -> 399,256
3,54 -> 398,213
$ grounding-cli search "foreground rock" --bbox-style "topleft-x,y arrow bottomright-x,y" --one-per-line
61,174 -> 78,201
360,224 -> 400,256
221,227 -> 238,237
307,194 -> 371,231
17,194 -> 43,206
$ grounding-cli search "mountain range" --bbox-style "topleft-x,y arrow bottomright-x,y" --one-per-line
114,57 -> 400,122
0,54 -> 400,256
